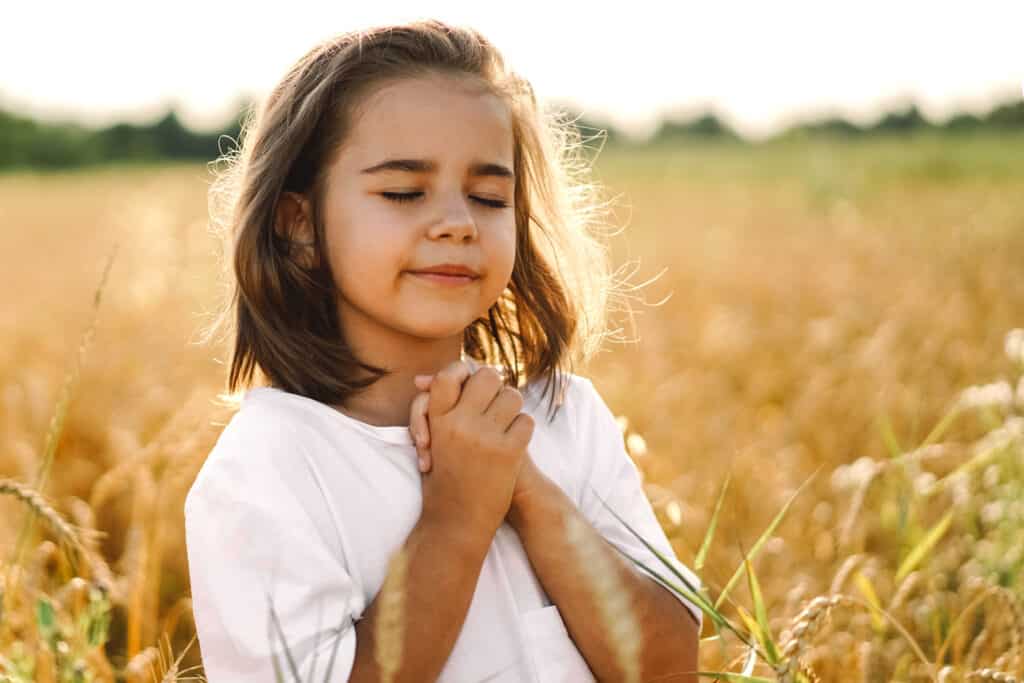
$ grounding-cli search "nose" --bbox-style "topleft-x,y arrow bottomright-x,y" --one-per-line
427,194 -> 478,243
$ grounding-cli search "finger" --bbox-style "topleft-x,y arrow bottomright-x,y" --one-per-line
413,439 -> 428,472
409,391 -> 431,447
483,386 -> 524,430
428,360 -> 473,417
409,390 -> 433,473
456,366 -> 505,415
503,412 -> 535,447
413,374 -> 434,391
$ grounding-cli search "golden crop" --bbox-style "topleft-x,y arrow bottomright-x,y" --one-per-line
1,132 -> 1022,681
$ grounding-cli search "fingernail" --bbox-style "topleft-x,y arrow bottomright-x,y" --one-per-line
418,457 -> 426,472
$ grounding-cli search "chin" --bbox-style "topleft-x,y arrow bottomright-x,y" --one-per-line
401,318 -> 477,340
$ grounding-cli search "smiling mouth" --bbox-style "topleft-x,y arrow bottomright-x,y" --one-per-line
407,271 -> 480,286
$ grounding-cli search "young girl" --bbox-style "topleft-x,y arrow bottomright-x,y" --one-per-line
185,19 -> 702,682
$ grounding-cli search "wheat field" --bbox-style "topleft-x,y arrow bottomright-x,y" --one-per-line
1,131 -> 1023,681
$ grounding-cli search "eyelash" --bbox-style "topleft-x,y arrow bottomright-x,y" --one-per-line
381,192 -> 509,209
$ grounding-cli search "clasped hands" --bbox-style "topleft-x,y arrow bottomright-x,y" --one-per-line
407,360 -> 550,523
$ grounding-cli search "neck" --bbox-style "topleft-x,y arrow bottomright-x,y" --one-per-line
334,326 -> 466,429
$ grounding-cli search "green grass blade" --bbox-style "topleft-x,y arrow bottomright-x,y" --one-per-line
853,570 -> 886,632
918,402 -> 963,449
322,613 -> 357,683
266,592 -> 303,682
740,642 -> 757,675
622,549 -> 717,624
9,245 -> 118,572
896,510 -> 953,581
926,440 -> 1014,498
619,548 -> 770,660
696,472 -> 730,571
590,480 -> 768,656
744,557 -> 780,666
714,468 -> 818,609
589,480 -> 706,600
696,672 -> 773,682
875,411 -> 903,458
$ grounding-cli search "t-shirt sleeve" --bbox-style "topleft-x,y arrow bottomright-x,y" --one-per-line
184,418 -> 363,682
573,377 -> 704,631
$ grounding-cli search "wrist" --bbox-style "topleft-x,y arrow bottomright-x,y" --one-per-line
507,469 -> 560,531
419,507 -> 495,555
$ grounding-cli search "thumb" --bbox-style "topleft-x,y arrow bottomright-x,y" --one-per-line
427,361 -> 473,417
414,374 -> 434,391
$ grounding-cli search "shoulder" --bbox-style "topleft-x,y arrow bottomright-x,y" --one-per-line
184,388 -> 318,517
518,369 -> 606,433
528,372 -> 623,451
523,369 -> 603,410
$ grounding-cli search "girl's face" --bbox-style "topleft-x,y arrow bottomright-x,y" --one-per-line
317,73 -> 517,355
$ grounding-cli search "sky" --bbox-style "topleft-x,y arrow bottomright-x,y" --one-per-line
2,0 -> 1022,141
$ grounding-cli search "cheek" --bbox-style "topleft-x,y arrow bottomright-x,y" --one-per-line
484,216 -> 517,285
325,213 -> 406,296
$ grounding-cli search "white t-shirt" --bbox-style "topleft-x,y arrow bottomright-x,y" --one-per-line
184,369 -> 703,682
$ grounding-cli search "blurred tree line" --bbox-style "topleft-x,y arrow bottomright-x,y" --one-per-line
0,104 -> 249,170
1,96 -> 1022,170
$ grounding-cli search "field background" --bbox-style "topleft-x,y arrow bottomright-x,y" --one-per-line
2,131 -> 1023,680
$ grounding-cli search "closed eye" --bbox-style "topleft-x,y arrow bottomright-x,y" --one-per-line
381,192 -> 509,209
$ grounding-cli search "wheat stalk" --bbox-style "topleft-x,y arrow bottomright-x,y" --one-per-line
968,669 -> 1018,682
891,570 -> 922,611
565,512 -> 642,683
9,245 -> 116,575
66,497 -> 119,601
35,637 -> 57,683
124,645 -> 160,683
375,545 -> 409,683
778,594 -> 855,681
968,627 -> 995,672
0,478 -> 105,579
828,553 -> 865,594
859,640 -> 883,683
990,587 -> 1024,677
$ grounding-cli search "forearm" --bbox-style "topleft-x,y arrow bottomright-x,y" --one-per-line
348,516 -> 491,683
509,480 -> 699,683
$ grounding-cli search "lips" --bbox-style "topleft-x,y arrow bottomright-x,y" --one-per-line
408,272 -> 479,286
407,264 -> 480,287
409,264 -> 481,278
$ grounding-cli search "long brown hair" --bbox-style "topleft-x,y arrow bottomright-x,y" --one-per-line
203,19 -> 626,420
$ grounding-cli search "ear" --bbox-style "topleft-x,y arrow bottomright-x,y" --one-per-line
274,191 -> 318,270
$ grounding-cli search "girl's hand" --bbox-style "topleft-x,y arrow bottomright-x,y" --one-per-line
409,368 -> 550,520
414,361 -> 533,538
409,374 -> 435,473
410,368 -> 502,472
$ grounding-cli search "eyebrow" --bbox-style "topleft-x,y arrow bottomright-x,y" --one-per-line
360,158 -> 515,180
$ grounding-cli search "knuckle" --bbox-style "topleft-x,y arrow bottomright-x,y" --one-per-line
502,387 -> 524,410
439,359 -> 468,381
477,368 -> 501,385
472,366 -> 502,387
506,413 -> 533,442
436,364 -> 457,384
479,366 -> 501,381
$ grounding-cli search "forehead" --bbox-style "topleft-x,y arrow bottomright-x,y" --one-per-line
340,74 -> 514,169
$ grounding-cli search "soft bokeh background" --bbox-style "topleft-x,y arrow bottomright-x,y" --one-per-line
2,4 -> 1024,681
